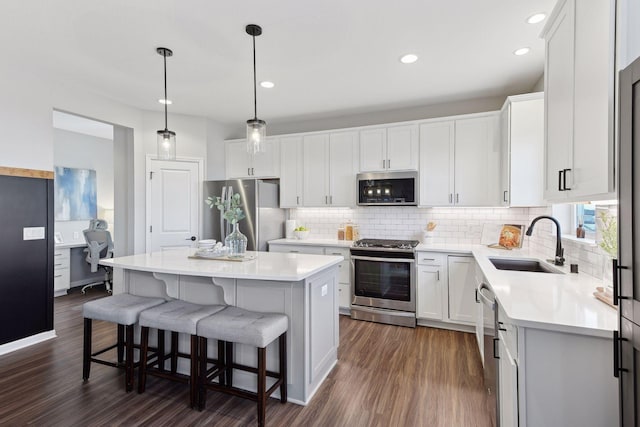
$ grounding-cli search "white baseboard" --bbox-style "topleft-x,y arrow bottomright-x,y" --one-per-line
0,330 -> 57,356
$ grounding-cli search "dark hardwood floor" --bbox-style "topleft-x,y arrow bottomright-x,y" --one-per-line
0,289 -> 495,426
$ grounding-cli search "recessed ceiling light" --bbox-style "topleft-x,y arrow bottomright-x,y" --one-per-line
400,54 -> 418,64
260,81 -> 275,89
158,99 -> 172,105
514,47 -> 531,56
526,13 -> 546,24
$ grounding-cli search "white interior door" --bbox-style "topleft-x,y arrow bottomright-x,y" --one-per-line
148,158 -> 201,252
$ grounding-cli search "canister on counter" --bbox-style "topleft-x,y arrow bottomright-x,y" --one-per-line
337,227 -> 345,240
352,225 -> 359,241
345,224 -> 353,240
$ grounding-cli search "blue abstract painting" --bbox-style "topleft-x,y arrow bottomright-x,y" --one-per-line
54,166 -> 97,221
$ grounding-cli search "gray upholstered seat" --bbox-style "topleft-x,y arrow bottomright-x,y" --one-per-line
83,293 -> 166,326
82,293 -> 165,392
139,300 -> 227,335
197,306 -> 288,348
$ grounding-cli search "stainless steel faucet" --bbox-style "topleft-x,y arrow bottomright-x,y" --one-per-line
525,215 -> 565,266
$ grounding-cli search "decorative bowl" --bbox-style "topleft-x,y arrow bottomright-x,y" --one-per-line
295,230 -> 310,240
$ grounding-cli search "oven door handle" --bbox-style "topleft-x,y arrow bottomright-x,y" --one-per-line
351,255 -> 415,263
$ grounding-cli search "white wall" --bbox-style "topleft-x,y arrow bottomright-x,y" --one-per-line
618,0 -> 640,69
53,128 -> 114,246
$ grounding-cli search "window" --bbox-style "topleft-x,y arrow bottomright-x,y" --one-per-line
576,203 -> 596,238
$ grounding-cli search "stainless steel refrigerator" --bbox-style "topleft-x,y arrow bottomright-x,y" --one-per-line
203,179 -> 285,251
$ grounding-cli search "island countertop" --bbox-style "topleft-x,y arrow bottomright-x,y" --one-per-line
100,249 -> 343,281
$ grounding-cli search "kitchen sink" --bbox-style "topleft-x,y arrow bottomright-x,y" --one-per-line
489,257 -> 563,274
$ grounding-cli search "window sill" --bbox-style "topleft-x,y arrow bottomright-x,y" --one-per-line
560,234 -> 597,247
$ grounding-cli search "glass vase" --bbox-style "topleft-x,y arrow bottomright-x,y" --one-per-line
225,222 -> 247,257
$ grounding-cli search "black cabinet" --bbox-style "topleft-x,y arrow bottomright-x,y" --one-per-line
617,55 -> 640,426
0,174 -> 54,345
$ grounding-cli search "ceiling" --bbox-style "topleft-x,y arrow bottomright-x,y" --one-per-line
5,0 -> 556,128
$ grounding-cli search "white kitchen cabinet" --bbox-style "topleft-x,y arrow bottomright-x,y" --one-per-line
225,138 -> 280,179
492,300 -> 617,427
419,113 -> 500,207
279,136 -> 303,207
447,255 -> 476,324
416,253 -> 446,321
53,247 -> 70,295
359,124 -> 418,172
269,242 -> 352,311
542,0 -> 615,202
499,93 -> 545,207
303,132 -> 357,207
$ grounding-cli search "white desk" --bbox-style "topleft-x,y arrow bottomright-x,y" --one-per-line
54,243 -> 104,296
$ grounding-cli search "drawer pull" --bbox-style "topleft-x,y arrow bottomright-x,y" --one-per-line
54,274 -> 63,278
290,250 -> 299,253
55,253 -> 63,257
422,258 -> 435,262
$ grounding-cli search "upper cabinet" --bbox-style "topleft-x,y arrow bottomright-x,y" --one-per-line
419,113 -> 501,207
302,131 -> 357,207
359,124 -> 418,172
279,136 -> 303,208
541,0 -> 615,202
499,93 -> 545,207
225,138 -> 280,179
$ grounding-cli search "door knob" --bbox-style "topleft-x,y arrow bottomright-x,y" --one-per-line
186,236 -> 197,241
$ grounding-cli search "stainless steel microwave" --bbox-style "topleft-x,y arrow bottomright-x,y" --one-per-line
356,171 -> 418,206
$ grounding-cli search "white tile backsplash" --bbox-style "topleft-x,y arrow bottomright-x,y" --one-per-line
289,204 -> 617,281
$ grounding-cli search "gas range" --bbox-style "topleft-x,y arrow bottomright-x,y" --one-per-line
351,238 -> 420,252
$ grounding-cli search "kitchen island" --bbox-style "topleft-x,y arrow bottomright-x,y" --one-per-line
100,249 -> 342,405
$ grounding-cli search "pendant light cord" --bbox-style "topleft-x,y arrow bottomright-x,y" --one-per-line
252,34 -> 258,120
163,51 -> 168,131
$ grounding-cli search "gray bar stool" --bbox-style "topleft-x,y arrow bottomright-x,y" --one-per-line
197,307 -> 288,427
82,293 -> 166,392
137,300 -> 226,408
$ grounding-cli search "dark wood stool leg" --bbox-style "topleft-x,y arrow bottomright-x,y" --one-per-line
171,331 -> 179,374
257,347 -> 266,427
83,318 -> 92,381
217,340 -> 226,386
225,341 -> 233,386
198,337 -> 207,411
125,324 -> 134,392
157,329 -> 165,372
189,335 -> 198,409
279,333 -> 287,403
138,326 -> 150,393
117,324 -> 125,364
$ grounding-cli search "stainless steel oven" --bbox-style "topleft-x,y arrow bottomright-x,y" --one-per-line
350,239 -> 418,328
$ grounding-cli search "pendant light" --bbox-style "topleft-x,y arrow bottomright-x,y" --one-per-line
246,24 -> 266,155
156,47 -> 176,160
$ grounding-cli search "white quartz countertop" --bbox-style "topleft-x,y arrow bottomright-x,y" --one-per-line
100,249 -> 343,282
418,244 -> 617,337
269,238 -> 354,248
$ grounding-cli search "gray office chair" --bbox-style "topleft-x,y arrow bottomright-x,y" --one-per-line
82,219 -> 114,294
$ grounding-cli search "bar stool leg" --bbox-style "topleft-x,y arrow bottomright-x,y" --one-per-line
225,342 -> 234,386
198,337 -> 208,410
217,340 -> 226,386
125,324 -> 134,392
138,326 -> 150,393
189,335 -> 198,408
83,318 -> 92,381
117,324 -> 125,364
171,331 -> 179,374
157,329 -> 165,372
279,333 -> 287,403
257,347 -> 267,427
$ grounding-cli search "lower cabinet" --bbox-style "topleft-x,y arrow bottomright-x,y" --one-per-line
269,243 -> 352,311
495,301 -> 618,427
447,255 -> 476,324
416,252 -> 446,321
53,247 -> 70,295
